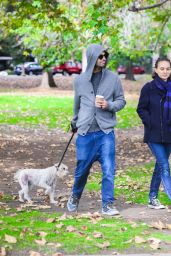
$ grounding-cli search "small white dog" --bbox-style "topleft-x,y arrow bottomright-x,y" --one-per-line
14,163 -> 68,204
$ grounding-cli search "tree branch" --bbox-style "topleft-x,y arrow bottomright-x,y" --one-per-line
153,13 -> 170,51
128,0 -> 170,12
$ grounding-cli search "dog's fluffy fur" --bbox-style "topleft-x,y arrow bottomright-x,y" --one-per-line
14,163 -> 68,204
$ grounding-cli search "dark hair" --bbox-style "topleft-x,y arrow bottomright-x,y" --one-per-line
152,57 -> 171,79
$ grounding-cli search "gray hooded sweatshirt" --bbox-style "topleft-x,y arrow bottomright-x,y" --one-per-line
72,44 -> 126,135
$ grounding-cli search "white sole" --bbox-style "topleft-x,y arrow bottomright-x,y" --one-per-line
148,205 -> 165,210
102,211 -> 120,216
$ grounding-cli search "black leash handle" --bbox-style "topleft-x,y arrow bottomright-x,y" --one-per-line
57,132 -> 75,168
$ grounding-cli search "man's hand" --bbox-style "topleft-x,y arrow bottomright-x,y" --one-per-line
95,98 -> 108,109
71,122 -> 78,133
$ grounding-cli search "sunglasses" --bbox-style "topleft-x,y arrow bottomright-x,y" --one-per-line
98,51 -> 109,60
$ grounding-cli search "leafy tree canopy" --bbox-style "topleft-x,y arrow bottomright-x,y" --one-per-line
0,0 -> 171,69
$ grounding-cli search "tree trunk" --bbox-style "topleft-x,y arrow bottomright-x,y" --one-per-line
125,61 -> 135,80
82,48 -> 87,72
40,71 -> 57,88
47,71 -> 57,87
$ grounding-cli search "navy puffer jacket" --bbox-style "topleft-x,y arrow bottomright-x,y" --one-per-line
137,80 -> 171,143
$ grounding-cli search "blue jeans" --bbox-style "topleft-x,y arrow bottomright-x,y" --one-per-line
148,142 -> 171,200
72,130 -> 115,207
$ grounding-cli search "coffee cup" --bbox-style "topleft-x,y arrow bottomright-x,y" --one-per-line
96,95 -> 104,102
95,95 -> 104,108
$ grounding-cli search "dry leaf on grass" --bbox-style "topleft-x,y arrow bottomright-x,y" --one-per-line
35,238 -> 46,245
149,220 -> 166,230
5,234 -> 17,244
95,241 -> 110,248
32,205 -> 51,210
37,231 -> 47,237
81,225 -> 88,230
166,224 -> 171,230
86,236 -> 92,241
93,231 -> 103,238
46,218 -> 56,223
149,243 -> 161,250
134,236 -> 146,244
58,213 -> 67,221
0,247 -> 6,256
47,242 -> 62,248
0,192 -> 4,199
147,237 -> 161,250
124,239 -> 133,244
56,223 -> 64,228
66,225 -> 77,232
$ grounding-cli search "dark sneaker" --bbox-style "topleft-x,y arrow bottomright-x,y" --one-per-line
67,194 -> 79,212
148,197 -> 165,210
102,203 -> 119,216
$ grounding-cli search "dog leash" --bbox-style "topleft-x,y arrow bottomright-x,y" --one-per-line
57,132 -> 75,168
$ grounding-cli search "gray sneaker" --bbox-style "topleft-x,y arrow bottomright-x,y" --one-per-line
148,197 -> 165,210
67,194 -> 79,212
102,203 -> 119,216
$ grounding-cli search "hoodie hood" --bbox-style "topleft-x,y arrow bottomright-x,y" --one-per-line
85,44 -> 108,81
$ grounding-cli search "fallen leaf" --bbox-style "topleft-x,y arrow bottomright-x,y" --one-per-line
59,196 -> 68,202
149,243 -> 161,250
37,231 -> 47,238
147,237 -> 161,250
46,218 -> 56,223
149,220 -> 166,230
124,239 -> 133,244
166,224 -> 171,230
134,236 -> 146,244
95,241 -> 110,248
56,223 -> 64,228
66,226 -> 76,232
0,192 -> 4,199
86,236 -> 92,240
33,205 -> 51,210
93,231 -> 103,238
58,213 -> 67,221
5,234 -> 17,244
35,238 -> 46,245
0,247 -> 6,256
81,225 -> 88,230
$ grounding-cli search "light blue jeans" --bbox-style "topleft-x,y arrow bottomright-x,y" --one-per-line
148,142 -> 171,201
72,130 -> 115,207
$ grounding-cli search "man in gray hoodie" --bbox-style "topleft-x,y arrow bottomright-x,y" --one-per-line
67,44 -> 126,215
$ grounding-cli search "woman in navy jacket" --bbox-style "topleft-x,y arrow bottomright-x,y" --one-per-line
137,57 -> 171,209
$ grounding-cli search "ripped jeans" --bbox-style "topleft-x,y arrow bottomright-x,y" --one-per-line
148,142 -> 171,201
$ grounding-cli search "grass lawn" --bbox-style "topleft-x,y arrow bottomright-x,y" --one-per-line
86,162 -> 171,205
1,205 -> 171,255
1,162 -> 171,254
0,95 -> 141,130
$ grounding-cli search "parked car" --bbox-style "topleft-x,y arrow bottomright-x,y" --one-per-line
52,61 -> 82,76
14,62 -> 43,75
117,64 -> 145,75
